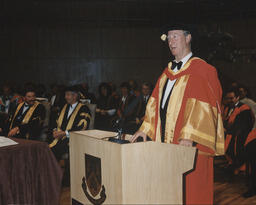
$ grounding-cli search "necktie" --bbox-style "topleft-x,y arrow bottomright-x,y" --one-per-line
171,61 -> 183,70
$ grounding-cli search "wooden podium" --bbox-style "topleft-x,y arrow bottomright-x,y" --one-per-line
70,130 -> 196,205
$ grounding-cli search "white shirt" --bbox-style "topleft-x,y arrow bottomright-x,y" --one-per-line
121,96 -> 127,104
65,102 -> 79,138
144,95 -> 150,103
22,103 -> 30,114
227,101 -> 240,118
67,102 -> 78,119
50,95 -> 56,106
4,100 -> 10,113
161,52 -> 193,109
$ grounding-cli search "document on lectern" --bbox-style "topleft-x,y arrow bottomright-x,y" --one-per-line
0,136 -> 18,147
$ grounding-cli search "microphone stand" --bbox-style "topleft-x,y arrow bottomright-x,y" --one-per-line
108,118 -> 130,144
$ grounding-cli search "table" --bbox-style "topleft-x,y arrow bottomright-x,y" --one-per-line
0,138 -> 63,205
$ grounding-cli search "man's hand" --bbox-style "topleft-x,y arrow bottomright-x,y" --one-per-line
179,139 -> 193,147
53,130 -> 66,139
0,128 -> 2,133
135,118 -> 140,125
130,131 -> 147,143
8,127 -> 19,137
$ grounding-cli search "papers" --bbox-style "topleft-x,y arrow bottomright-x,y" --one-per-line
0,136 -> 18,147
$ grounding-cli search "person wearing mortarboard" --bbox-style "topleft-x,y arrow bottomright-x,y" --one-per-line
49,85 -> 91,161
131,23 -> 225,204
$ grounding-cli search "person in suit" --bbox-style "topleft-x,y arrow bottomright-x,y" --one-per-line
95,82 -> 113,131
135,82 -> 153,127
115,82 -> 137,134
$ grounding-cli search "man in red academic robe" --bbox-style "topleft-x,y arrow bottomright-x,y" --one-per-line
224,88 -> 254,168
131,24 -> 225,205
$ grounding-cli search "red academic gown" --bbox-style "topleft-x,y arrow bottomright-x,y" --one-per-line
139,57 -> 224,205
224,103 -> 254,167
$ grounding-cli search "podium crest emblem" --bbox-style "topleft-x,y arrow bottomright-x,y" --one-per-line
82,154 -> 106,205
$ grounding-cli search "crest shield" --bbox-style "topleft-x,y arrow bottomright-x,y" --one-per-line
85,154 -> 102,197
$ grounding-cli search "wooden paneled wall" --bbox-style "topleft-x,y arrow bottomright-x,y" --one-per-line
0,25 -> 170,93
0,1 -> 255,97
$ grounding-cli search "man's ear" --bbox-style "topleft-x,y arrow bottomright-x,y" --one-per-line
185,34 -> 192,44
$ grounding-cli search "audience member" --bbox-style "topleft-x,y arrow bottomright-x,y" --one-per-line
239,85 -> 256,128
224,87 -> 255,173
79,83 -> 96,104
95,82 -> 113,130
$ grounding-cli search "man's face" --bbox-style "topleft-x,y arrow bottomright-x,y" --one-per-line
121,87 -> 128,97
65,91 -> 77,104
24,92 -> 36,105
141,85 -> 150,96
226,92 -> 239,108
239,88 -> 247,99
167,30 -> 191,59
101,87 -> 108,96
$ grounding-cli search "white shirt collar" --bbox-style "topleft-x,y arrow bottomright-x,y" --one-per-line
174,52 -> 193,68
70,102 -> 78,109
171,52 -> 192,73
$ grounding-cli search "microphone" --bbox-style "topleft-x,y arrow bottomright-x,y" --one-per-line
108,118 -> 130,144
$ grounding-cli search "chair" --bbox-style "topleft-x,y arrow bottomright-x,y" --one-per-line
83,103 -> 96,130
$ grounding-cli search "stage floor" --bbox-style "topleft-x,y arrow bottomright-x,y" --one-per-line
60,157 -> 256,205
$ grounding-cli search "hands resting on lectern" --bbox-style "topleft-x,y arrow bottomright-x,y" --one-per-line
130,130 -> 193,147
130,131 -> 147,143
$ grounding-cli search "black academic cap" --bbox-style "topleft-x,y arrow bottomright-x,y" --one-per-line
65,85 -> 80,93
161,23 -> 196,41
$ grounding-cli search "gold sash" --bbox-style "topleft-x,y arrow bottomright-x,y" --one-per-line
10,101 -> 40,128
9,101 -> 40,139
49,103 -> 83,148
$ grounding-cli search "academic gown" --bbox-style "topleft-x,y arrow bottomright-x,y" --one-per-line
49,102 -> 91,160
139,57 -> 225,205
7,101 -> 45,140
224,102 -> 255,166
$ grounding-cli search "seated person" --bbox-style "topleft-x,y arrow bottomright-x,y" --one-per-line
95,82 -> 114,131
79,83 -> 96,104
115,82 -> 136,134
135,82 -> 153,127
4,87 -> 45,140
49,86 -> 91,161
0,84 -> 13,114
121,82 -> 153,134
